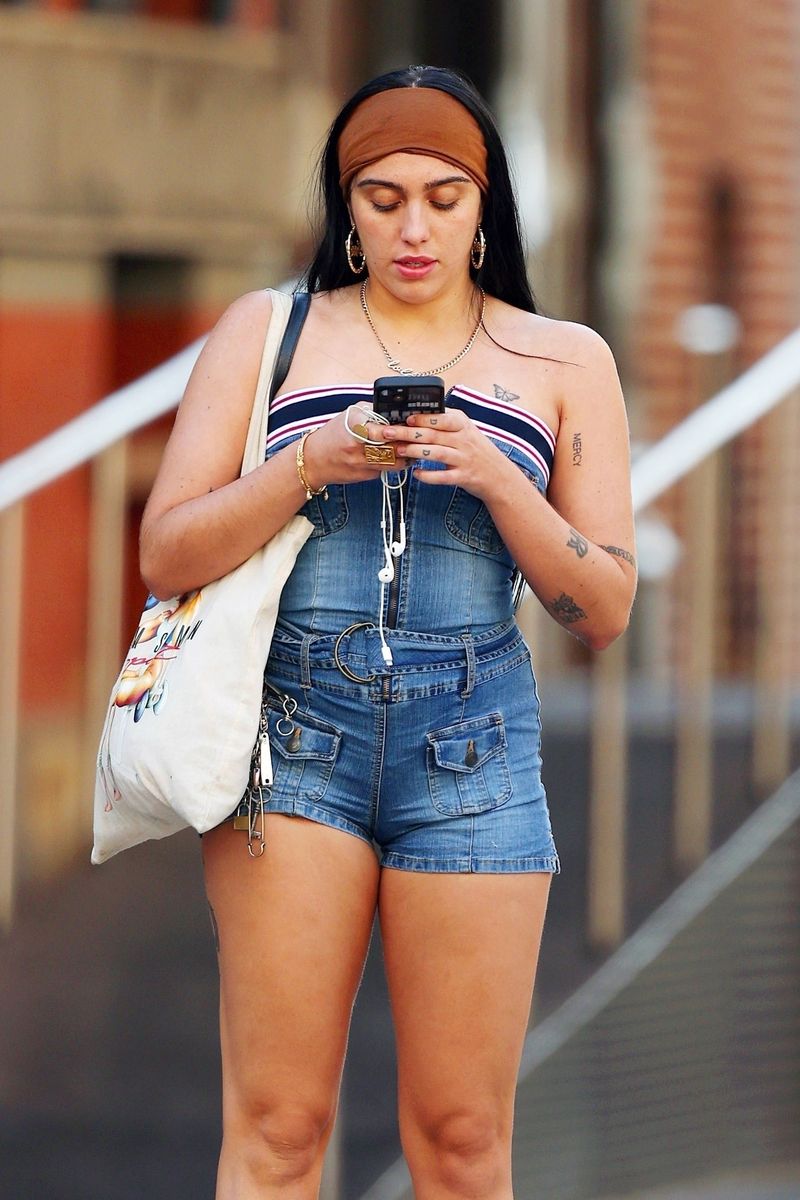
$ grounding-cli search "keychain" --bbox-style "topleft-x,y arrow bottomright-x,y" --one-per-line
234,685 -> 298,856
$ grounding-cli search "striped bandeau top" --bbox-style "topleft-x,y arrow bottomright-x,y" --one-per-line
267,383 -> 557,487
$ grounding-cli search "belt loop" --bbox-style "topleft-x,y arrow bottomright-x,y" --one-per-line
460,633 -> 476,699
300,632 -> 314,690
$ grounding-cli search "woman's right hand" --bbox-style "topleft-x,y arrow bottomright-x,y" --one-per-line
300,407 -> 399,492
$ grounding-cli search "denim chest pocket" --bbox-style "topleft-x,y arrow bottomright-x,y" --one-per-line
302,484 -> 349,538
426,712 -> 512,816
444,442 -> 544,556
266,705 -> 342,803
445,485 -> 505,556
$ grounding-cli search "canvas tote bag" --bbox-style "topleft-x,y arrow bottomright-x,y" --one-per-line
92,290 -> 313,864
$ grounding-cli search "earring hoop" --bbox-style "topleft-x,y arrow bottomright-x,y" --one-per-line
346,226 -> 366,275
471,226 -> 486,271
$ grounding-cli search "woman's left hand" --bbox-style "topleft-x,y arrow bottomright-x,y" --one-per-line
367,409 -> 506,500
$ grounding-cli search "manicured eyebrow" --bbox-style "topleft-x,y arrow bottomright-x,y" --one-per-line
355,175 -> 472,192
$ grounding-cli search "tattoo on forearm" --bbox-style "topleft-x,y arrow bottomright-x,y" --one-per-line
572,433 -> 582,465
549,592 -> 588,624
567,528 -> 589,558
494,384 -> 521,402
601,545 -> 636,568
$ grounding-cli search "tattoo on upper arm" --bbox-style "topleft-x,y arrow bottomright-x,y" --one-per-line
567,528 -> 589,558
572,433 -> 582,465
494,384 -> 521,402
549,592 -> 587,624
601,545 -> 636,569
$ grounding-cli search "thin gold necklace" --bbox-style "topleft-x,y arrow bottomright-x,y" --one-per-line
360,280 -> 486,376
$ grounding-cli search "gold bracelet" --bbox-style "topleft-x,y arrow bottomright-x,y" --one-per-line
296,431 -> 328,501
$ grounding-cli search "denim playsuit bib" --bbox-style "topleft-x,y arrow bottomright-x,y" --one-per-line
252,383 -> 561,874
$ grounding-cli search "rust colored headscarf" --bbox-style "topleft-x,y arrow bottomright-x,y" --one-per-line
338,87 -> 489,196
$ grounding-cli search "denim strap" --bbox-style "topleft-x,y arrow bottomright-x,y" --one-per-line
460,633 -> 477,698
300,631 -> 315,689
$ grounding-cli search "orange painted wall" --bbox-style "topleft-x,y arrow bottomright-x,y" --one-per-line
1,306 -> 110,711
1,300 -> 223,716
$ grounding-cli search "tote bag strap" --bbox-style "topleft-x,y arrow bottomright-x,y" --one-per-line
269,291 -> 312,405
241,290 -> 311,477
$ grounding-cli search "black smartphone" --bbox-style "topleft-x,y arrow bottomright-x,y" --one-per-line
373,375 -> 446,424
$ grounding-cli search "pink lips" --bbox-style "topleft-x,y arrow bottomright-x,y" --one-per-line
395,256 -> 436,279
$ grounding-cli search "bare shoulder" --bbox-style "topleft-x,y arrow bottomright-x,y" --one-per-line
200,287 -> 274,363
143,289 -> 279,520
487,299 -> 616,372
177,288 -> 278,417
478,301 -> 621,435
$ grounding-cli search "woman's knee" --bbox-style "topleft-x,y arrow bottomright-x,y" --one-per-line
230,1097 -> 332,1183
403,1105 -> 509,1194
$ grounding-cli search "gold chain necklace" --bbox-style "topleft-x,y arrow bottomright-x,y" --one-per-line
360,280 -> 485,376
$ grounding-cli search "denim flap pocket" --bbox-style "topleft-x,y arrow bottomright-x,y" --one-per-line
267,709 -> 340,763
426,713 -> 512,816
266,707 -> 341,803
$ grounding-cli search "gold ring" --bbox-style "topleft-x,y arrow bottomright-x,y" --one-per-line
364,444 -> 396,465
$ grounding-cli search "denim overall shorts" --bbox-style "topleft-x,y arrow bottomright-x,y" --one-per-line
239,386 -> 561,875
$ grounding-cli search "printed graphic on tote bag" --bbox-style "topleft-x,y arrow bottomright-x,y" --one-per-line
113,591 -> 203,722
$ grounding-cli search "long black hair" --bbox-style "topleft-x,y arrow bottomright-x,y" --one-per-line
302,65 -> 537,314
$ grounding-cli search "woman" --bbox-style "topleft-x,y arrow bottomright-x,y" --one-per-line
140,66 -> 636,1200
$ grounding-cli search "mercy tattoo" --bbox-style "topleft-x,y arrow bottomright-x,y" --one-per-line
567,528 -> 589,558
494,384 -> 521,402
549,592 -> 587,624
572,432 -> 582,465
601,545 -> 636,568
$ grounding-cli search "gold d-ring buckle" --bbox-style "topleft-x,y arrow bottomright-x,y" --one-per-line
333,621 -> 376,683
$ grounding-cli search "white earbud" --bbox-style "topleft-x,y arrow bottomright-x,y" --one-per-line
391,520 -> 407,557
378,560 -> 395,584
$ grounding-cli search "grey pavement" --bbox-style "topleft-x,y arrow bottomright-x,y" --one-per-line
1,708 -> 797,1199
601,1163 -> 800,1199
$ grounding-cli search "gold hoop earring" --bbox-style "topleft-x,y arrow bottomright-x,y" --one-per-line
471,226 -> 486,271
346,226 -> 366,275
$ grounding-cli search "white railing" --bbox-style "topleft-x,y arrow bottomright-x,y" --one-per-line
1,317 -> 799,933
0,337 -> 206,511
586,313 -> 800,948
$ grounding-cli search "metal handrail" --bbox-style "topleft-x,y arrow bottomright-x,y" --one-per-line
630,326 -> 800,510
0,336 -> 205,511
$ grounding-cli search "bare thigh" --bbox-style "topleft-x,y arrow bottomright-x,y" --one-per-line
379,869 -> 551,1191
202,814 -> 380,1135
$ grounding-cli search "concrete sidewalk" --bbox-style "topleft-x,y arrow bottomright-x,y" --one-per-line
602,1163 -> 800,1199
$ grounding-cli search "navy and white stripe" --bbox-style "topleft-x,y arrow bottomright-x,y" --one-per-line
447,385 -> 555,484
267,384 -> 557,485
266,385 -> 369,455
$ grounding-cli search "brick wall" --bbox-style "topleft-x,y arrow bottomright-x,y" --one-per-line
636,0 -> 800,674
